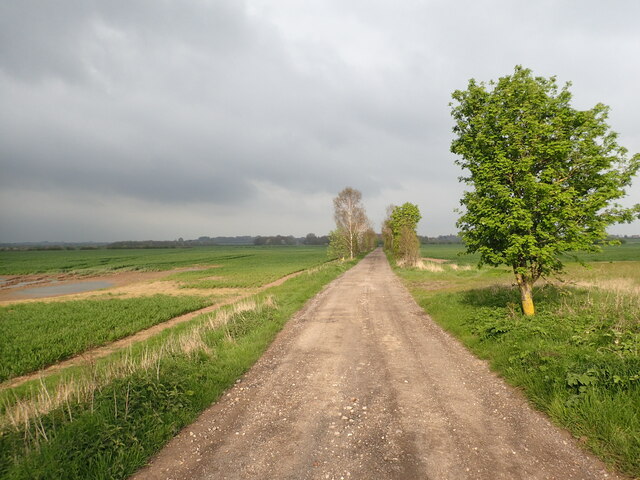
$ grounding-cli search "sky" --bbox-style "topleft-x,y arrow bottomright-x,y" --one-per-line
1,0 -> 639,242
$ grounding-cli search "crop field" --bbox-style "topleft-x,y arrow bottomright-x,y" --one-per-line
398,242 -> 640,477
165,247 -> 332,288
0,245 -> 351,479
421,240 -> 640,265
0,245 -> 329,275
0,295 -> 211,382
0,247 -> 330,384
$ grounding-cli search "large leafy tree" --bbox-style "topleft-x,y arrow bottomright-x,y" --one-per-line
450,66 -> 639,315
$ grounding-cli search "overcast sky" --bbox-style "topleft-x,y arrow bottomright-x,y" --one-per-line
1,0 -> 639,242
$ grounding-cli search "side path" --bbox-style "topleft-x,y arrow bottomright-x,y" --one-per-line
132,249 -> 622,480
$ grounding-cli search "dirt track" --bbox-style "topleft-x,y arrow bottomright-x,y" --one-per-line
132,249 -> 622,480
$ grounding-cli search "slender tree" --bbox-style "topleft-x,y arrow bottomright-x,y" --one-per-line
381,204 -> 395,253
330,187 -> 370,259
450,66 -> 640,315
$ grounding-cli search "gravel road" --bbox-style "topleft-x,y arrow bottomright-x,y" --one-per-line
132,248 -> 622,480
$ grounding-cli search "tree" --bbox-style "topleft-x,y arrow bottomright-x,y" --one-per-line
362,227 -> 378,252
386,202 -> 421,266
330,187 -> 371,259
450,66 -> 640,316
381,205 -> 395,253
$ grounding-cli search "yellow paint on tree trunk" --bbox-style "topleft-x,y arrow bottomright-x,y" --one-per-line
516,274 -> 536,316
521,294 -> 535,316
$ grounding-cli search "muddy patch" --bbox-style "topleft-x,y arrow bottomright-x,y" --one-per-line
0,270 -> 179,303
16,281 -> 114,298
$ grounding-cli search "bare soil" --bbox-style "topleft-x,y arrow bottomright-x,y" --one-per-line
132,249 -> 623,480
0,270 -> 199,304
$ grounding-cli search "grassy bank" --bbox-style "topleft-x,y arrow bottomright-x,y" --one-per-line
396,259 -> 640,478
0,258 -> 356,480
0,296 -> 212,382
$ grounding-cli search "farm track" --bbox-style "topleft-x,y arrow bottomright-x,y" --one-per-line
0,269 -> 309,391
133,248 -> 623,480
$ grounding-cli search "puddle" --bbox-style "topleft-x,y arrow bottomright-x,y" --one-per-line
17,281 -> 114,298
11,279 -> 56,288
0,277 -> 7,286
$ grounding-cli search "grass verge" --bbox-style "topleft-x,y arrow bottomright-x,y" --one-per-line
397,264 -> 639,478
0,258 -> 356,480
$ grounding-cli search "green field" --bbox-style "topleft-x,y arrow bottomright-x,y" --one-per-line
0,295 -> 211,382
0,245 -> 329,275
166,247 -> 331,288
397,245 -> 640,477
0,245 -> 357,480
420,241 -> 640,265
0,246 -> 331,384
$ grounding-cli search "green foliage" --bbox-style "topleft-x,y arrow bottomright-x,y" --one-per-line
0,296 -> 211,382
450,66 -> 640,310
389,202 -> 421,239
328,229 -> 350,259
385,202 -> 421,265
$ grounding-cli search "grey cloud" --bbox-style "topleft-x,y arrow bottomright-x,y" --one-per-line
1,0 -> 639,241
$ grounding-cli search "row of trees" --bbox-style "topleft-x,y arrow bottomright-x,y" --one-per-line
327,187 -> 422,265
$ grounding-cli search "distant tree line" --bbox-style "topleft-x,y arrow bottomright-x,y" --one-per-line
253,235 -> 297,246
109,235 -> 331,249
0,242 -> 107,251
254,234 -> 330,246
419,234 -> 463,244
0,235 -> 335,251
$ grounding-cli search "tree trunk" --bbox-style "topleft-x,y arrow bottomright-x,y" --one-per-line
516,276 -> 535,316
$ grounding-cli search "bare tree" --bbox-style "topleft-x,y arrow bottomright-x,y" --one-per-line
331,187 -> 370,259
